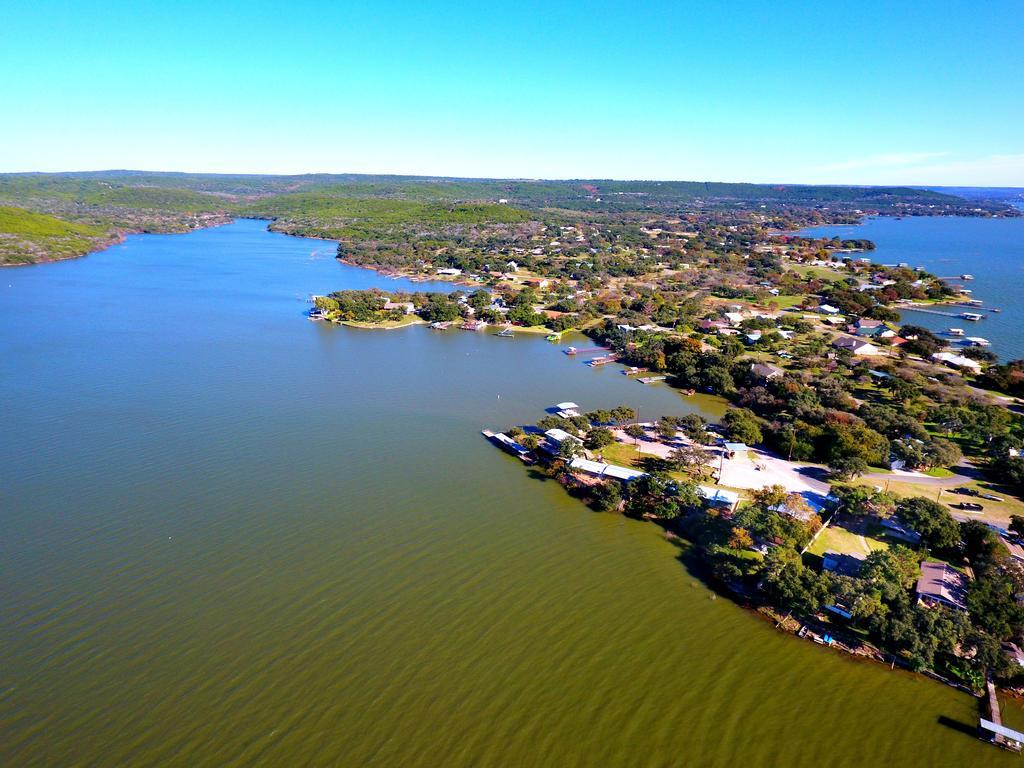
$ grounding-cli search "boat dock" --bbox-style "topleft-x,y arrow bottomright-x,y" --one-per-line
586,354 -> 618,367
980,679 -> 1024,752
563,346 -> 606,356
481,429 -> 533,462
637,375 -> 667,384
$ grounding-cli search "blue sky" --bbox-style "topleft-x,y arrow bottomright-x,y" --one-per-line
2,0 -> 1022,184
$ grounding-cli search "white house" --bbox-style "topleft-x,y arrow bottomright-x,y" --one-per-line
932,351 -> 982,372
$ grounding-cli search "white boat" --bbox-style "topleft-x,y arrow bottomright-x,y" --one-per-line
960,312 -> 983,321
960,274 -> 974,280
947,328 -> 965,336
964,337 -> 990,346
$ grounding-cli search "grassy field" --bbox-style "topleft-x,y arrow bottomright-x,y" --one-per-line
0,205 -> 109,265
807,522 -> 889,557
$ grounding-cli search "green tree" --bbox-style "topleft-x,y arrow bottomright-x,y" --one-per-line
895,497 -> 960,551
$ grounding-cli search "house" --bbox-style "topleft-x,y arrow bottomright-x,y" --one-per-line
540,428 -> 576,455
383,301 -> 415,315
880,516 -> 921,545
436,268 -> 462,276
699,319 -> 727,332
505,260 -> 519,271
723,311 -> 745,326
931,351 -> 982,372
822,551 -> 864,577
568,457 -> 647,482
750,362 -> 784,382
818,304 -> 841,315
723,442 -> 748,458
744,331 -> 762,344
697,485 -> 741,513
915,561 -> 969,611
524,278 -> 549,289
833,336 -> 884,356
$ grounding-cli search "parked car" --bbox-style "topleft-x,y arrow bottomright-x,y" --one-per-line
951,487 -> 978,496
980,493 -> 1004,502
954,502 -> 984,511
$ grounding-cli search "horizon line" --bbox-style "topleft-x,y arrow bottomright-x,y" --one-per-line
0,168 -> 1020,190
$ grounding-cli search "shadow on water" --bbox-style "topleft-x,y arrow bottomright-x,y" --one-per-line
937,715 -> 979,739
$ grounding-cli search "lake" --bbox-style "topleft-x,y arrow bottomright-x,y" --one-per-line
799,215 -> 1024,361
0,219 -> 1014,766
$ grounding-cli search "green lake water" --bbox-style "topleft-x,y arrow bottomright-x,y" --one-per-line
0,219 -> 1015,766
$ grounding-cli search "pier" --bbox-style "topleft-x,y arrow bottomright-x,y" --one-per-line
980,679 -> 1024,752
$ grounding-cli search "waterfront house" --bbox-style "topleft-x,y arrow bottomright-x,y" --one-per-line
383,301 -> 415,314
915,562 -> 969,611
931,351 -> 982,372
436,268 -> 463,276
568,457 -> 647,482
697,485 -> 740,514
538,428 -> 576,455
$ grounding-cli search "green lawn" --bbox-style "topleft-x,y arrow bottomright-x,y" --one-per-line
807,523 -> 889,557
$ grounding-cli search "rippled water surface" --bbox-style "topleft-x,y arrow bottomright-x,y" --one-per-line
0,219 -> 1014,766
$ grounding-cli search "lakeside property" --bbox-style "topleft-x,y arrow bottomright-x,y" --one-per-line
5,218 -> 1023,766
483,397 -> 1024,748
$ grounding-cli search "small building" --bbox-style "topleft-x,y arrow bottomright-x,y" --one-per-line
697,485 -> 741,513
383,301 -> 415,314
880,515 -> 921,545
436,268 -> 463,276
822,551 -> 864,577
723,442 -> 748,458
553,401 -> 581,418
931,351 -> 982,372
750,362 -> 783,382
916,561 -> 969,611
568,457 -> 647,482
818,304 -> 841,315
723,311 -> 745,325
833,336 -> 884,356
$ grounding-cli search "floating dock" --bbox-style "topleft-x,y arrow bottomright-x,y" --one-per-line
481,429 -> 533,462
637,375 -> 667,384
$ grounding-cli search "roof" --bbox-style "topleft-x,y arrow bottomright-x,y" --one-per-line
568,457 -> 647,481
981,718 -> 1024,744
697,486 -> 741,506
555,402 -> 579,410
544,428 -> 574,443
916,562 -> 969,610
723,442 -> 748,453
750,362 -> 783,379
931,351 -> 981,370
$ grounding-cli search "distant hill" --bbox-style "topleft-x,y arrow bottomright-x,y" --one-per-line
0,205 -> 110,265
0,170 -> 980,211
0,170 -> 1017,264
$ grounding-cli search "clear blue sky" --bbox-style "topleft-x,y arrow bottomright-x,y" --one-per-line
2,0 -> 1022,184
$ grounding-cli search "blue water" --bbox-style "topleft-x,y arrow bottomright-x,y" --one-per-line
799,216 -> 1024,361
